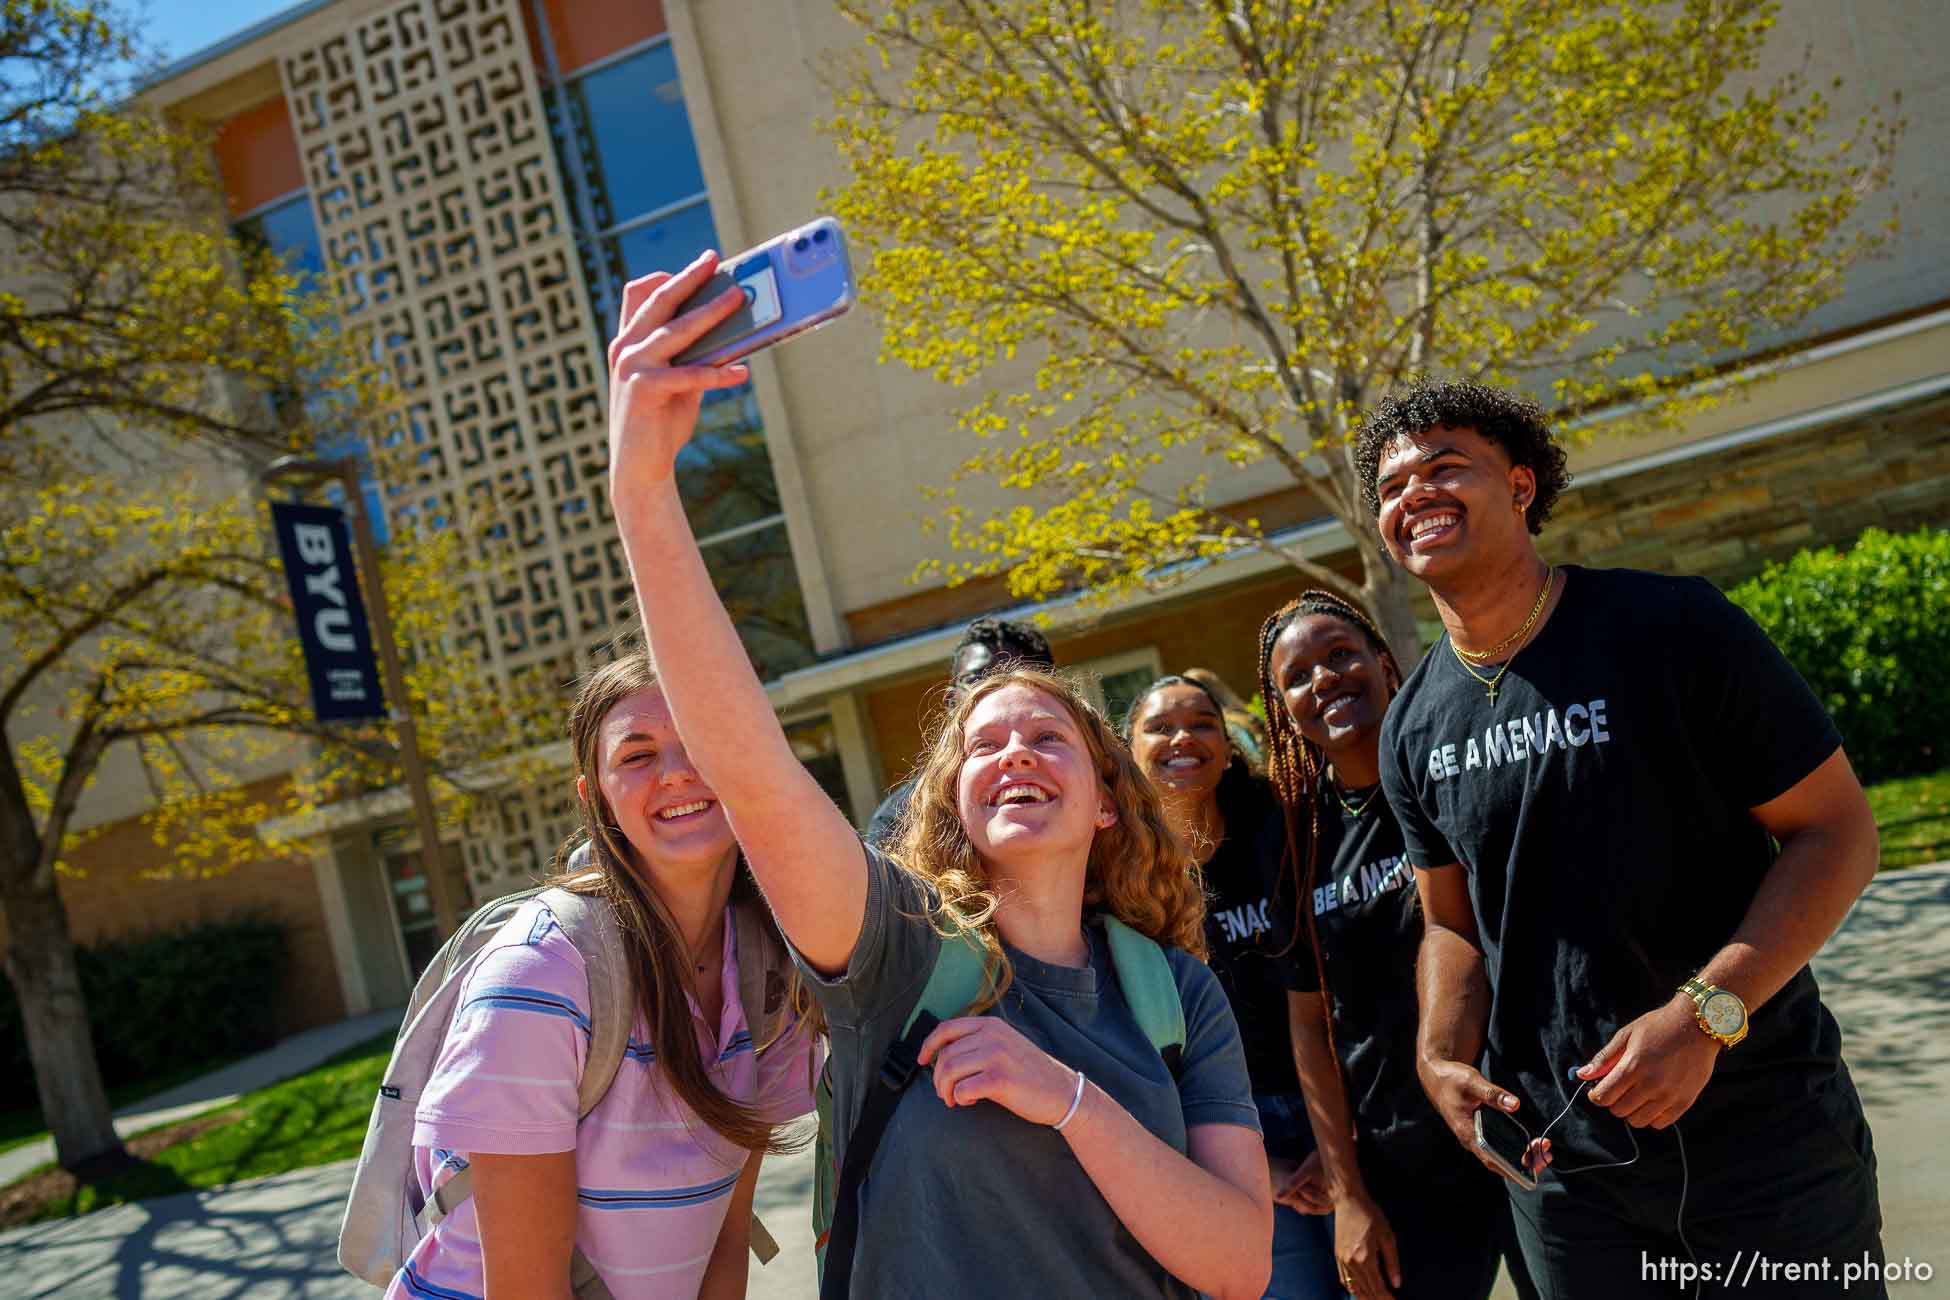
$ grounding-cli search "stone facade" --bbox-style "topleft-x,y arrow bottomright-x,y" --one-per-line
1549,391 -> 1950,584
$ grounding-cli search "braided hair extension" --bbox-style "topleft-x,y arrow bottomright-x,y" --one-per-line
1255,590 -> 1402,1098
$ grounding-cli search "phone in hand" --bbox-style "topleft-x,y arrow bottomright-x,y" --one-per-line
669,217 -> 854,367
1474,1106 -> 1540,1190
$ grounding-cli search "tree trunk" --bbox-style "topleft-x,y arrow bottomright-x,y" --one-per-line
0,748 -> 125,1171
1354,537 -> 1429,667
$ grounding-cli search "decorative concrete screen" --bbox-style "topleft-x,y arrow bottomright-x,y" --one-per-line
280,0 -> 605,890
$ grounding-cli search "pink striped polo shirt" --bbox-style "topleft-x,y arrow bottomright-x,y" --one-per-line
385,896 -> 817,1300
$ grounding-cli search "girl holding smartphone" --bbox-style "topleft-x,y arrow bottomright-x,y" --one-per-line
605,251 -> 1274,1299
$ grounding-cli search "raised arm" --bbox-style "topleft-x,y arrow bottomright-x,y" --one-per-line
606,254 -> 866,972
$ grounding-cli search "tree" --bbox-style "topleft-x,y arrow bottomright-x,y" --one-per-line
2,460 -> 531,1172
823,0 -> 1900,656
0,3 -> 540,1172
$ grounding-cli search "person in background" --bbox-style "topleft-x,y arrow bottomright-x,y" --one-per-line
865,617 -> 1055,847
1126,674 -> 1342,1300
1258,591 -> 1512,1300
605,252 -> 1275,1299
1182,666 -> 1269,772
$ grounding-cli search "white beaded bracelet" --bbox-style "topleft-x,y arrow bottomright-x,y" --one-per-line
1050,1068 -> 1087,1132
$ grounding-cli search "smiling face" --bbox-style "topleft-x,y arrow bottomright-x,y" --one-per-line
1270,613 -> 1398,760
1373,424 -> 1537,583
578,684 -> 736,878
1128,684 -> 1229,807
955,683 -> 1115,870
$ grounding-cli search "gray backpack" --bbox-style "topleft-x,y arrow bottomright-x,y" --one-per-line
336,871 -> 788,1294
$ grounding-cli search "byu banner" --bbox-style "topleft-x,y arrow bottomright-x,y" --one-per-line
270,501 -> 387,723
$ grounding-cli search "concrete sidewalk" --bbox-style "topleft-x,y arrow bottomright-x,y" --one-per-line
4,866 -> 1947,1299
0,1008 -> 403,1188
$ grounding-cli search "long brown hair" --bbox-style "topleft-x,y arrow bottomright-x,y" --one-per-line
551,651 -> 807,1155
1256,592 -> 1402,1087
893,665 -> 1207,1011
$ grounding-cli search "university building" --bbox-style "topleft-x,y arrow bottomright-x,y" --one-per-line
47,0 -> 1950,1032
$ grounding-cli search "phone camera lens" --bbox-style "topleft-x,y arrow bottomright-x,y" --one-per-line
812,228 -> 830,244
793,237 -> 810,252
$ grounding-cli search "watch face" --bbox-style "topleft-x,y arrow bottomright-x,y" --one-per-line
1701,991 -> 1745,1037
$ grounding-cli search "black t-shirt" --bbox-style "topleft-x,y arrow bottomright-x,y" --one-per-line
1379,566 -> 1847,1166
1285,785 -> 1461,1179
1199,774 -> 1306,1106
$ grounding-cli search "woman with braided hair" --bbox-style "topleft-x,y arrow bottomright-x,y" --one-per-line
1259,592 -> 1515,1300
1124,674 -> 1342,1300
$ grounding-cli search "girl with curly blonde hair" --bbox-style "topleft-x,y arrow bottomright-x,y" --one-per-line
893,663 -> 1208,983
602,253 -> 1272,1300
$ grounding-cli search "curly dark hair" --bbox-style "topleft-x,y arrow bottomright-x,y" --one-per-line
1352,378 -> 1571,534
955,616 -> 1054,669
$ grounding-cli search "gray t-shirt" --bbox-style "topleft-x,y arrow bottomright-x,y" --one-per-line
799,844 -> 1260,1298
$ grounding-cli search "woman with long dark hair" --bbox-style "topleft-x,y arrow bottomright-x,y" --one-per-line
1125,674 -> 1343,1300
387,652 -> 818,1300
604,252 -> 1274,1299
1259,591 -> 1510,1300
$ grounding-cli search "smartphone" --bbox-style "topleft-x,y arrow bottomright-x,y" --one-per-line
1473,1107 -> 1539,1190
669,217 -> 855,367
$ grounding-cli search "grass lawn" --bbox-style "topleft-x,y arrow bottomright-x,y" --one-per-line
1868,765 -> 1950,870
0,1031 -> 392,1227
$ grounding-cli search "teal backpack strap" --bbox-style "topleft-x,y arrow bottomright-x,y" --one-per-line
903,923 -> 991,1035
1102,915 -> 1186,1075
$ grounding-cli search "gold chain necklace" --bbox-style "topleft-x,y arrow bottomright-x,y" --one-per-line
1333,782 -> 1379,817
1453,565 -> 1555,664
1449,567 -> 1556,704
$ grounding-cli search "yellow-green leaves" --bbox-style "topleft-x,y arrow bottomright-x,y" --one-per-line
825,0 -> 1896,636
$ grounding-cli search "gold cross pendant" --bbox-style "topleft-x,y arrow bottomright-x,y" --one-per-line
1486,683 -> 1499,704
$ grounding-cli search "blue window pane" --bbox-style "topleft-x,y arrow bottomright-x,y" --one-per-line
235,196 -> 324,280
679,384 -> 782,538
610,201 -> 718,281
701,522 -> 817,681
566,43 -> 706,230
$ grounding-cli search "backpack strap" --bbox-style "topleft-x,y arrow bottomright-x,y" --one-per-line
818,925 -> 989,1300
538,887 -> 633,1118
413,888 -> 629,1298
1102,915 -> 1187,1077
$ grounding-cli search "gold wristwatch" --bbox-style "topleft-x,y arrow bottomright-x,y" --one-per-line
1679,976 -> 1748,1048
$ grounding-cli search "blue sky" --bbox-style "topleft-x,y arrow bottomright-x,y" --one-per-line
143,0 -> 307,67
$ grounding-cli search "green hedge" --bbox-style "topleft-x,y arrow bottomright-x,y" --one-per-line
1728,526 -> 1950,785
0,915 -> 287,1114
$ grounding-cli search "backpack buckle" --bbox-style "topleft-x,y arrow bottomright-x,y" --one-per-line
878,1011 -> 938,1091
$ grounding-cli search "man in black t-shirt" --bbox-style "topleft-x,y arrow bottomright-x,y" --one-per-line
1355,379 -> 1885,1298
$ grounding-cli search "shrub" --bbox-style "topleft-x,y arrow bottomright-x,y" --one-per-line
0,915 -> 287,1113
1728,526 -> 1950,785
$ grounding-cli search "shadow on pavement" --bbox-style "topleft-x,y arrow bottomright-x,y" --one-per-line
0,1161 -> 365,1299
1814,867 -> 1950,1110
